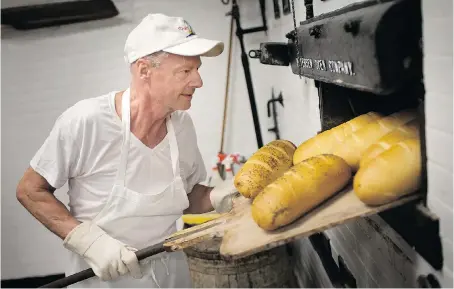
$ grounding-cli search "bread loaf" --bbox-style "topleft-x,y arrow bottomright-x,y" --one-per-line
332,109 -> 418,171
234,139 -> 296,199
353,138 -> 421,206
251,154 -> 352,231
360,119 -> 420,168
293,112 -> 382,164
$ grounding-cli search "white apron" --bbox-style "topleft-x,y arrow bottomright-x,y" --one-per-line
66,88 -> 193,288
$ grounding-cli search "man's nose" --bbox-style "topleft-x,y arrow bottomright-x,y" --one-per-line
191,71 -> 203,88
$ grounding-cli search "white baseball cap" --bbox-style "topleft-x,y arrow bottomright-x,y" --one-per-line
124,13 -> 224,64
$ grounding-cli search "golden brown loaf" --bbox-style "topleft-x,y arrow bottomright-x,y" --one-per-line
251,154 -> 352,231
293,112 -> 382,165
332,109 -> 418,171
234,139 -> 296,199
360,119 -> 420,168
353,138 -> 421,206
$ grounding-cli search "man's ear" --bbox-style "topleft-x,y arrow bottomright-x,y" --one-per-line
135,58 -> 151,80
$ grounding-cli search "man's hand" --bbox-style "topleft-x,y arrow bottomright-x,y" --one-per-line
63,222 -> 143,281
209,179 -> 240,213
185,180 -> 240,214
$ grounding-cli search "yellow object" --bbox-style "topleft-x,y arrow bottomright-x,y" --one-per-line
293,112 -> 382,165
234,139 -> 296,199
332,109 -> 418,171
251,154 -> 352,231
182,213 -> 221,225
354,138 -> 422,206
360,119 -> 420,168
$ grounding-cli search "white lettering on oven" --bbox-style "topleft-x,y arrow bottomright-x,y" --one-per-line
314,59 -> 327,71
300,58 -> 313,69
328,60 -> 354,75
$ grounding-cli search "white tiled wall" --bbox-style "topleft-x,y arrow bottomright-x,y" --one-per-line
422,0 -> 454,282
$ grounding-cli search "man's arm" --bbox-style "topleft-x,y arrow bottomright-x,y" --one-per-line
17,167 -> 143,280
184,184 -> 214,214
16,167 -> 81,240
184,180 -> 240,214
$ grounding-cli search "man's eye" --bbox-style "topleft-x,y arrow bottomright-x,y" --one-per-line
185,70 -> 191,73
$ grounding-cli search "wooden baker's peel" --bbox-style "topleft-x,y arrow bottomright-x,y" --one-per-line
165,184 -> 420,261
41,187 -> 420,288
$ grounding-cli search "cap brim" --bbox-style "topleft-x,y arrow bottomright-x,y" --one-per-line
163,37 -> 224,57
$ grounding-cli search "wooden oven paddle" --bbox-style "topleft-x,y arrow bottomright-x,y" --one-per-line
40,188 -> 420,288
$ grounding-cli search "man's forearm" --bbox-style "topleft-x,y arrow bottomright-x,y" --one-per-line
184,184 -> 214,214
18,189 -> 80,240
17,168 -> 80,240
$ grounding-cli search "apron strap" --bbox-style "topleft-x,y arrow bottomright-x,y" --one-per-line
115,88 -> 131,187
166,116 -> 180,177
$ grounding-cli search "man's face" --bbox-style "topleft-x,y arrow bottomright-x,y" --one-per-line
148,53 -> 203,111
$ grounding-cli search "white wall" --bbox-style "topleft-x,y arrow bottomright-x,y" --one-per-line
423,0 -> 453,281
1,0 -> 317,280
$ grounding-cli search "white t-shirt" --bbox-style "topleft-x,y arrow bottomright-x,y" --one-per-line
30,91 -> 207,222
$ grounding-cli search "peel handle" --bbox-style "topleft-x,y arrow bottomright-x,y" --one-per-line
39,241 -> 167,288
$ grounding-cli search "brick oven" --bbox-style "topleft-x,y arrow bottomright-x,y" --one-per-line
249,0 -> 453,287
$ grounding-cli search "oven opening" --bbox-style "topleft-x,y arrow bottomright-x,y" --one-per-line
315,74 -> 443,271
249,0 -> 444,273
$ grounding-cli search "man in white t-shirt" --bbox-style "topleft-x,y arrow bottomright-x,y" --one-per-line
16,13 -> 238,288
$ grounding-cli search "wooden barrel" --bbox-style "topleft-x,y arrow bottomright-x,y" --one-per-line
183,237 -> 297,288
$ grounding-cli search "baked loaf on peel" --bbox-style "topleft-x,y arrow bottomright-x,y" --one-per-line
332,109 -> 418,171
234,139 -> 296,199
293,112 -> 382,165
251,154 -> 352,231
354,138 -> 421,206
360,118 -> 420,168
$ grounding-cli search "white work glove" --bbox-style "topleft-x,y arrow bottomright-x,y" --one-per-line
209,179 -> 240,213
63,221 -> 142,281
